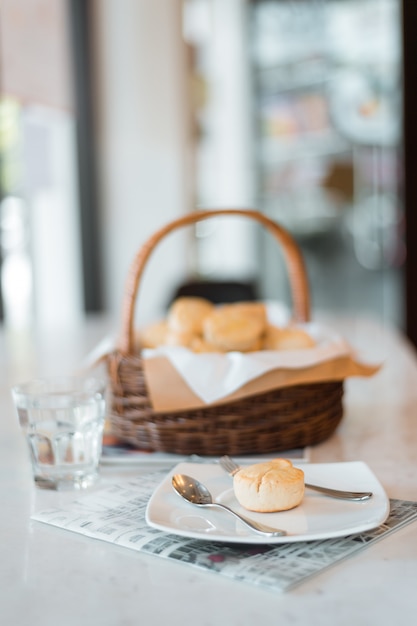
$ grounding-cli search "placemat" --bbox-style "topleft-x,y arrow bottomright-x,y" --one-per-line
31,471 -> 417,592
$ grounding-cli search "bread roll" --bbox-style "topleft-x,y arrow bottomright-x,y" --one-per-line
263,324 -> 315,351
189,337 -> 221,353
262,324 -> 283,350
137,300 -> 315,356
203,304 -> 265,352
233,458 -> 305,512
136,319 -> 168,349
220,302 -> 268,326
164,329 -> 196,348
167,297 -> 214,335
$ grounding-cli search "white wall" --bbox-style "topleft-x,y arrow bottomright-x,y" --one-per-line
195,0 -> 257,279
92,0 -> 194,326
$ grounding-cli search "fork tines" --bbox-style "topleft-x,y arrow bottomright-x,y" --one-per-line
219,455 -> 240,476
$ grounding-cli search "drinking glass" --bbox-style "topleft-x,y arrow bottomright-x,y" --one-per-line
12,376 -> 106,490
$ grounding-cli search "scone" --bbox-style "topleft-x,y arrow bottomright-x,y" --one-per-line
262,324 -> 283,350
167,296 -> 214,335
203,304 -> 265,352
164,329 -> 197,348
136,319 -> 168,349
263,324 -> 315,351
189,337 -> 222,353
221,302 -> 268,327
233,458 -> 305,512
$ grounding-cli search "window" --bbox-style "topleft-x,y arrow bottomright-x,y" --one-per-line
0,0 -> 101,330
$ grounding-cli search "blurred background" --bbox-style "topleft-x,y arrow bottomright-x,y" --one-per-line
0,0 -> 414,345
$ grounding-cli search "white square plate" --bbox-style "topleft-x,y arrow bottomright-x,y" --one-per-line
145,461 -> 390,544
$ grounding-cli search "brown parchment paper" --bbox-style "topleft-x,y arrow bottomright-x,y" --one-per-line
143,354 -> 380,413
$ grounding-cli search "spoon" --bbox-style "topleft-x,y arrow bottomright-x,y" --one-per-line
171,474 -> 287,538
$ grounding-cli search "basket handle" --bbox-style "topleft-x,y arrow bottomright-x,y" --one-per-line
118,209 -> 310,355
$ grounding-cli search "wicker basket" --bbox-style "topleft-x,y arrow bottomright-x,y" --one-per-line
105,209 -> 344,455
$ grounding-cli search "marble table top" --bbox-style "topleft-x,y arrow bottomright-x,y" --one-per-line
1,313 -> 416,625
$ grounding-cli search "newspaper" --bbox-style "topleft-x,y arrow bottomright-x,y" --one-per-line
31,471 -> 417,592
100,441 -> 309,465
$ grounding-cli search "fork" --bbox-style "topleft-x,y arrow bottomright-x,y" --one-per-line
219,455 -> 373,501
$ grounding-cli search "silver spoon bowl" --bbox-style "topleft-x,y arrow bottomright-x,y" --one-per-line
171,473 -> 287,538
